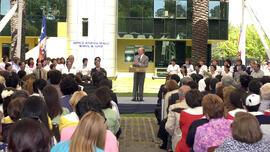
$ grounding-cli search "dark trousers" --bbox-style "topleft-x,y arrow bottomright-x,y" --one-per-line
133,72 -> 145,99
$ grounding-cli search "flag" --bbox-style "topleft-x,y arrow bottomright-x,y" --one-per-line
238,13 -> 247,65
39,14 -> 47,60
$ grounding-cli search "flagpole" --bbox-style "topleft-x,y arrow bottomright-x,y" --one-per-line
240,0 -> 246,65
16,0 -> 23,58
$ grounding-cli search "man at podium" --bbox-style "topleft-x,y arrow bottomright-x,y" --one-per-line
132,47 -> 149,102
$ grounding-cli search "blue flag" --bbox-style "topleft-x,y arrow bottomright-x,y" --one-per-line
39,14 -> 47,60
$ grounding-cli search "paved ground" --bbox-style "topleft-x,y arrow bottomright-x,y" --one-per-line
119,117 -> 166,152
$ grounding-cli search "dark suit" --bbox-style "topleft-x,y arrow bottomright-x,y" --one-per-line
132,54 -> 149,100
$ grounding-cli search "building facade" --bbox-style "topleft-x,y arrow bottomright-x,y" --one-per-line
0,0 -> 228,76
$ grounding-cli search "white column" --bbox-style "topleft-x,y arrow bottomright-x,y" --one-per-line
67,0 -> 117,76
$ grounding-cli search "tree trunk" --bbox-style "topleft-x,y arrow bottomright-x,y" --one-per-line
191,0 -> 209,64
10,0 -> 26,60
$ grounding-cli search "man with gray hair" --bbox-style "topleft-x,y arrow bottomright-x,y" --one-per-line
221,75 -> 236,87
132,48 -> 149,101
68,55 -> 76,70
165,85 -> 191,150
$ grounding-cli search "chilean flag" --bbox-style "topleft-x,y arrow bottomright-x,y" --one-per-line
238,16 -> 247,65
39,14 -> 47,60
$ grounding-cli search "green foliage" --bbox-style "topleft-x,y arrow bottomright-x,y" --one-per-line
213,24 -> 270,62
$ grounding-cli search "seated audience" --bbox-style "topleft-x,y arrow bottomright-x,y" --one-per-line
52,112 -> 106,152
240,75 -> 252,92
251,64 -> 264,78
223,86 -> 236,115
164,79 -> 179,119
32,79 -> 47,96
60,95 -> 119,152
167,59 -> 180,76
91,60 -> 107,77
99,79 -> 118,104
215,112 -> 270,152
193,94 -> 232,152
175,89 -> 204,152
184,58 -> 194,75
165,85 -> 191,151
243,93 -> 270,138
226,89 -> 247,119
48,70 -> 63,98
248,79 -> 262,95
42,85 -> 70,125
222,65 -> 233,77
179,65 -> 188,79
60,76 -> 79,112
95,87 -> 120,135
20,96 -> 51,130
8,118 -> 52,152
59,91 -> 87,131
1,88 -> 15,116
259,83 -> 270,112
2,97 -> 27,142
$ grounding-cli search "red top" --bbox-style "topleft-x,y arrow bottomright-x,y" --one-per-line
265,111 -> 270,116
175,107 -> 203,152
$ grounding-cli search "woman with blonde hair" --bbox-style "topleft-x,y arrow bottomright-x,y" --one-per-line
51,111 -> 106,152
59,91 -> 87,131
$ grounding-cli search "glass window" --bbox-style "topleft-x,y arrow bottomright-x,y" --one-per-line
124,45 -> 154,62
209,1 -> 220,19
0,0 -> 10,15
143,0 -> 154,18
176,19 -> 186,39
220,2 -> 229,20
165,0 -> 175,18
2,43 -> 10,58
176,0 -> 187,18
25,0 -> 67,36
209,20 -> 220,39
82,18 -> 88,37
125,46 -> 135,62
130,0 -> 143,18
154,0 -> 165,18
119,0 -> 131,18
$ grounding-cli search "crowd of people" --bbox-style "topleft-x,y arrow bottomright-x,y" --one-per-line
0,55 -> 119,152
1,54 -> 270,152
0,55 -> 107,78
157,58 -> 270,152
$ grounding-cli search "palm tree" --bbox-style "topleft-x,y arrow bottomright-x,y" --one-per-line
10,0 -> 26,60
191,0 -> 209,64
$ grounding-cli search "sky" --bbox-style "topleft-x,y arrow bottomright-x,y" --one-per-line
0,0 -> 10,15
229,0 -> 270,36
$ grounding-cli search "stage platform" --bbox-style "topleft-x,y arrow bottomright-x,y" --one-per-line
118,97 -> 157,114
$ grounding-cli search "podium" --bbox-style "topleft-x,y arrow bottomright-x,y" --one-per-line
129,67 -> 146,73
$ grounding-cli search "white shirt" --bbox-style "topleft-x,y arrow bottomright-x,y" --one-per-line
199,65 -> 208,75
80,65 -> 91,76
184,64 -> 194,75
62,68 -> 77,75
222,66 -> 234,73
25,65 -> 35,74
12,64 -> 21,73
210,71 -> 219,78
222,71 -> 233,77
44,65 -> 50,71
167,64 -> 180,75
0,62 -> 6,70
56,64 -> 65,72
